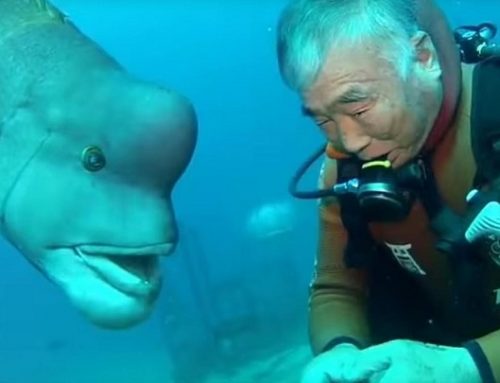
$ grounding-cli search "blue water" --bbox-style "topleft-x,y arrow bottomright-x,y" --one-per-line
0,1 -> 497,382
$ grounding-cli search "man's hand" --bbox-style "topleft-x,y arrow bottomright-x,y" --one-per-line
301,343 -> 390,383
356,340 -> 482,383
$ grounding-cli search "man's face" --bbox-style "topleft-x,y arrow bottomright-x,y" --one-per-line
302,42 -> 440,167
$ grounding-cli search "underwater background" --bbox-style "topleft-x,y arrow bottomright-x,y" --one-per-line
0,1 -> 498,382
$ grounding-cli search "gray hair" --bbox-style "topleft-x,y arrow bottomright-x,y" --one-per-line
277,0 -> 419,91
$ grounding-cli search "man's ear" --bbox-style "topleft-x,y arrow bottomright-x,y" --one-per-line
411,30 -> 441,77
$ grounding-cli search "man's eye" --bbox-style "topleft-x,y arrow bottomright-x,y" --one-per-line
353,109 -> 368,118
317,120 -> 329,126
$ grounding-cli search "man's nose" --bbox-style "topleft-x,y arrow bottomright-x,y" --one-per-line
336,116 -> 370,154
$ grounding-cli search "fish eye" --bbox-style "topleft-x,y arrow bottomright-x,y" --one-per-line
81,145 -> 106,172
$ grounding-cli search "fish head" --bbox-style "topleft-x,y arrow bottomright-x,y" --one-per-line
1,71 -> 197,328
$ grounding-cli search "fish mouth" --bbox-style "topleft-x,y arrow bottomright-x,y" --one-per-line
77,243 -> 175,257
73,243 -> 174,298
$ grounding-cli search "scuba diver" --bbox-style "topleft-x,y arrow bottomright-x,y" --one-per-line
277,0 -> 500,382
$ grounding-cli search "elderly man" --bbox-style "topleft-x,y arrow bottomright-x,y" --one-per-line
277,0 -> 500,382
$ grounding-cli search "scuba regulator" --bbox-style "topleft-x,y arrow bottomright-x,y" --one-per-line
288,144 -> 428,222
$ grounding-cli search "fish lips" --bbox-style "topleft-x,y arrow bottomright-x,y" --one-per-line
73,243 -> 174,299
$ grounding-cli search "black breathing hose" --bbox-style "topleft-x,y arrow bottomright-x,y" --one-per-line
288,144 -> 337,199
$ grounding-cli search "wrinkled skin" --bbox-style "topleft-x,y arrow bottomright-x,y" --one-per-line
0,1 -> 197,328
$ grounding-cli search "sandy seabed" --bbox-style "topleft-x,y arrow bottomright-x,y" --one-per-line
204,344 -> 311,383
1,343 -> 311,383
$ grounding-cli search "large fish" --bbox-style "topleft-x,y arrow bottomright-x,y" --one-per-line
0,0 -> 197,328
